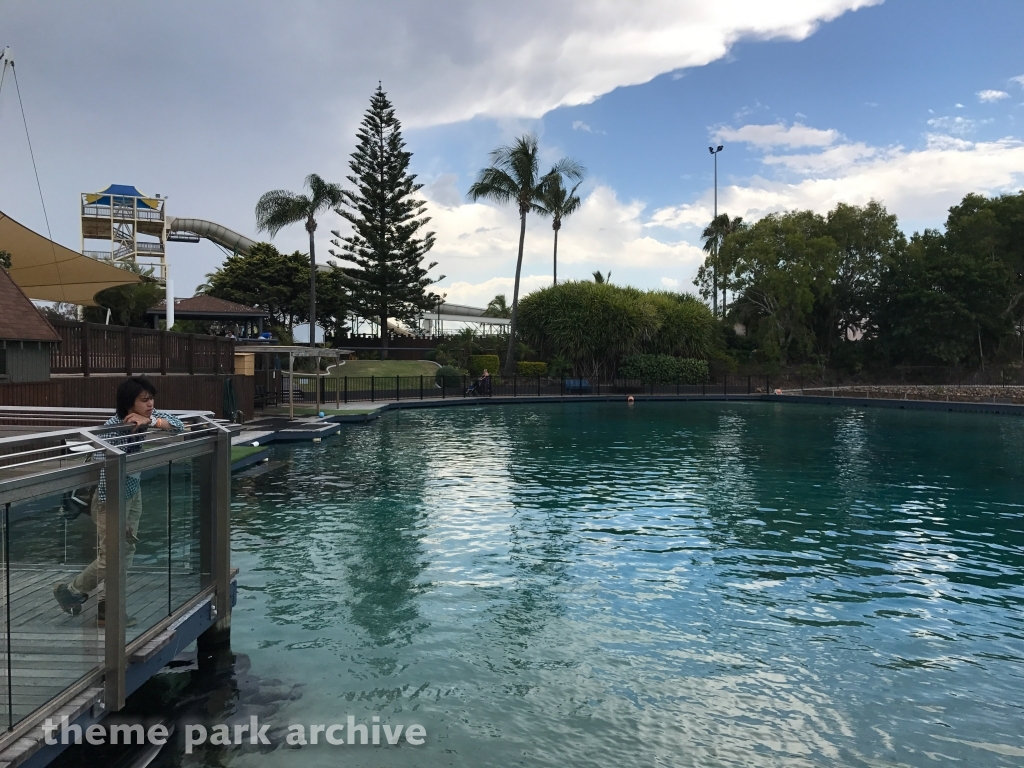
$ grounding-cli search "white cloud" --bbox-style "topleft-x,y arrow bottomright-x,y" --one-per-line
977,89 -> 1010,103
955,103 -> 965,109
425,184 -> 706,303
650,133 -> 1024,231
660,277 -> 682,289
926,115 -> 989,136
572,121 -> 594,132
714,122 -> 840,148
1010,75 -> 1024,88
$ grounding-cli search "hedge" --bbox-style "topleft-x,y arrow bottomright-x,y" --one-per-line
618,355 -> 709,384
435,365 -> 464,388
517,361 -> 547,376
468,355 -> 500,377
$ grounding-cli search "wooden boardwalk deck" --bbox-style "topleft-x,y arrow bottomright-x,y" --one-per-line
0,565 -> 199,727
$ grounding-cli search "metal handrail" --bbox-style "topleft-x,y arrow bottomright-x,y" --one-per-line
0,409 -> 232,735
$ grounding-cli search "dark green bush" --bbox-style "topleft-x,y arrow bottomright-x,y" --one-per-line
517,361 -> 547,376
468,354 -> 500,377
435,365 -> 464,388
618,355 -> 709,384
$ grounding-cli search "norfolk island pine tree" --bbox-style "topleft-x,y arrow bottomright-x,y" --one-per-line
330,85 -> 442,359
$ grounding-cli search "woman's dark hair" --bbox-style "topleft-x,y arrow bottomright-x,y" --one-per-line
115,377 -> 157,418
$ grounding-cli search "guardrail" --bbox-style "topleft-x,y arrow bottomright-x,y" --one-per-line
0,408 -> 231,747
50,320 -> 235,376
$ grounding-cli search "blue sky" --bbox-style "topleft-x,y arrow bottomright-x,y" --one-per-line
1,0 -> 1023,307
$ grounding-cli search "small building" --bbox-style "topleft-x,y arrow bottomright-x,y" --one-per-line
0,265 -> 61,383
147,295 -> 270,338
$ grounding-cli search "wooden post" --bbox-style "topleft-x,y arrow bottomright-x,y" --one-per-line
124,326 -> 132,376
81,321 -> 91,377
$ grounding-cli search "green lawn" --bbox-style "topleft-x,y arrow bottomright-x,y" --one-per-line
231,445 -> 265,463
327,360 -> 439,377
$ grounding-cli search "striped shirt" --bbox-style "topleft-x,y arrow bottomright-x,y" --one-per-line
95,411 -> 186,502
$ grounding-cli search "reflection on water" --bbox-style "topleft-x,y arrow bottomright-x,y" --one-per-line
56,402 -> 1024,767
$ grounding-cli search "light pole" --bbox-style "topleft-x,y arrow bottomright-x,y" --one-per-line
708,145 -> 723,317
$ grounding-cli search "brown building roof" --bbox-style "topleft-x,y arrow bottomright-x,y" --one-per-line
148,295 -> 269,317
0,267 -> 61,342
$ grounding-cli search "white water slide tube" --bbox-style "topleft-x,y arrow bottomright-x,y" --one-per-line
166,217 -> 257,255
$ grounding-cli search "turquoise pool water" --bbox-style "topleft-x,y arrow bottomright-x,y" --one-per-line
114,403 -> 1024,766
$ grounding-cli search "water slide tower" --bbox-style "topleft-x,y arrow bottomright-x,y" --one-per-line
81,184 -> 169,283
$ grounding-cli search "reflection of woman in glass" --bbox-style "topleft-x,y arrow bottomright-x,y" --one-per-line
53,377 -> 184,624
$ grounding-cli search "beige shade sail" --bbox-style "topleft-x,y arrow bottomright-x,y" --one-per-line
0,209 -> 143,306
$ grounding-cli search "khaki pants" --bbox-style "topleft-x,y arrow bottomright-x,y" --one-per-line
71,489 -> 143,596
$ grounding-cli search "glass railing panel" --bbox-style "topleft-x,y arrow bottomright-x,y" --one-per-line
125,466 -> 170,643
169,454 -> 209,613
5,483 -> 103,728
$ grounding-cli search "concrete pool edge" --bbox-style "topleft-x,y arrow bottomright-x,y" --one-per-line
325,392 -> 1024,421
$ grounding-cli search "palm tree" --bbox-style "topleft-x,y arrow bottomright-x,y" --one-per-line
592,270 -> 611,284
468,135 -> 583,376
484,294 -> 511,318
700,213 -> 745,316
536,171 -> 584,286
255,173 -> 344,347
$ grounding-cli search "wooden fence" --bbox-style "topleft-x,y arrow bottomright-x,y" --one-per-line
0,374 -> 254,420
50,320 -> 235,376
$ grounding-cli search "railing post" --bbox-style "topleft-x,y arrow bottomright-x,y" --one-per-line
442,377 -> 446,399
159,330 -> 168,376
766,375 -> 770,393
336,376 -> 340,408
723,374 -> 727,396
538,375 -> 541,397
396,375 -> 400,402
344,376 -> 348,403
513,374 -> 517,398
212,427 -> 231,620
371,375 -> 375,402
462,375 -> 467,397
124,326 -> 132,377
747,375 -> 751,395
188,334 -> 196,375
81,321 -> 91,377
420,375 -> 424,400
560,378 -> 564,396
103,447 -> 127,711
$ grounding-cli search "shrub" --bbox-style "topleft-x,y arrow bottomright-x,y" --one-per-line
517,361 -> 547,376
468,354 -> 500,377
618,354 -> 709,384
516,281 -> 715,378
435,365 -> 464,388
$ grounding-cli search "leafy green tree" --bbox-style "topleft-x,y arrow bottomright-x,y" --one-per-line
330,86 -> 441,358
468,134 -> 583,377
536,171 -> 584,285
817,201 -> 903,363
869,229 -> 1014,366
201,243 -> 311,330
0,250 -> 11,272
724,211 -> 838,364
255,173 -> 344,347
